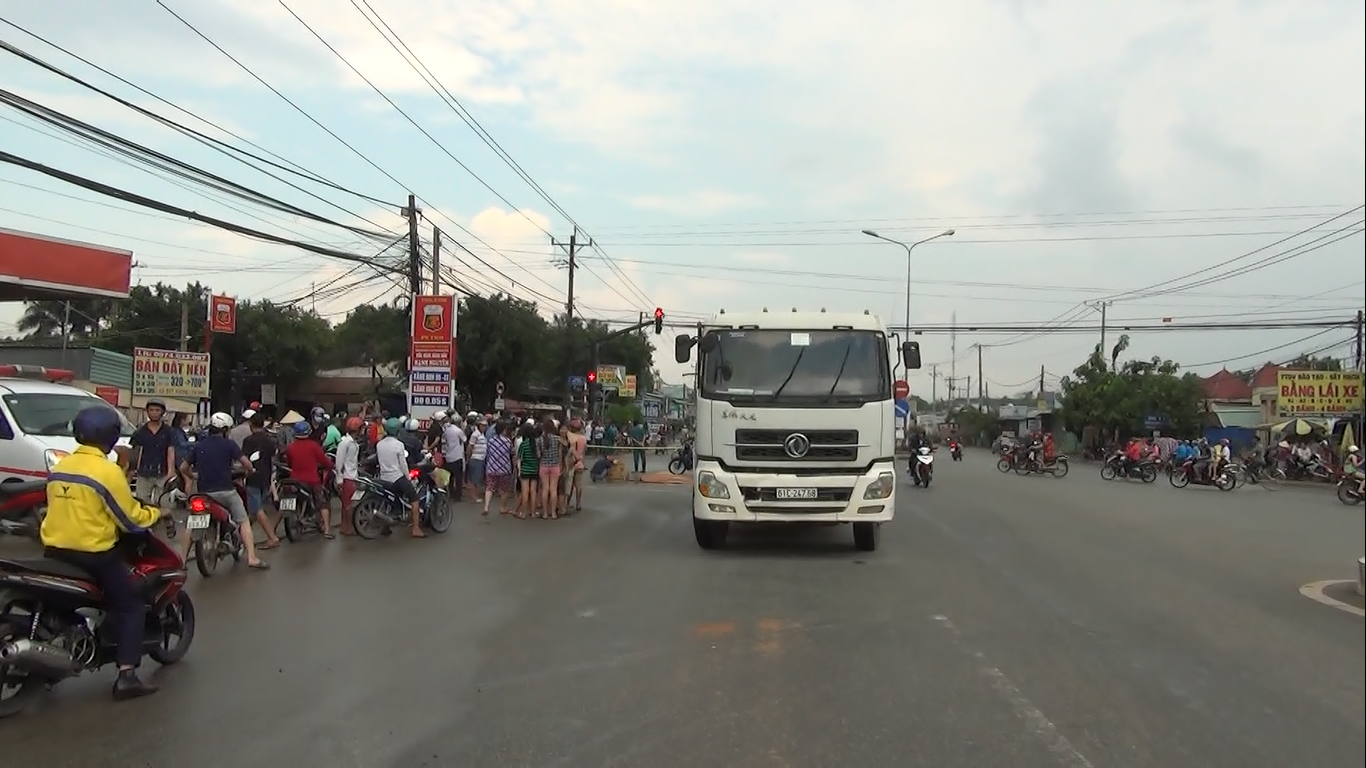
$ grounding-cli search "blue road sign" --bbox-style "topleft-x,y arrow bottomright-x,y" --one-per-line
894,399 -> 911,417
568,375 -> 586,390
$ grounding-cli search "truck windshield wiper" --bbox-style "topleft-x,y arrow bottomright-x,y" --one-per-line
769,347 -> 807,400
825,342 -> 853,399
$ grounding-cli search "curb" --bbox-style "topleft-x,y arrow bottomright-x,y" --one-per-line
1358,557 -> 1365,598
1299,580 -> 1366,617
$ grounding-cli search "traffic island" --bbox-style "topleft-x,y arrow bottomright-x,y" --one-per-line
1299,577 -> 1366,617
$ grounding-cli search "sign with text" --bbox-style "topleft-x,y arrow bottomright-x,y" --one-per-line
596,364 -> 625,388
408,340 -> 453,420
95,385 -> 120,406
1276,370 -> 1364,416
132,347 -> 210,399
208,294 -> 237,334
411,294 -> 456,343
619,374 -> 637,398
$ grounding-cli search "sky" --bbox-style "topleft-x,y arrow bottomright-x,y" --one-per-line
0,0 -> 1363,402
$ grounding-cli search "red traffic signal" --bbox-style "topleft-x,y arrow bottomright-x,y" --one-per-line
586,370 -> 597,383
653,307 -> 664,334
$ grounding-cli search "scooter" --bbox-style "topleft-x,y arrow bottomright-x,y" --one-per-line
949,441 -> 963,461
911,446 -> 934,488
668,441 -> 694,475
1337,478 -> 1363,505
0,480 -> 47,540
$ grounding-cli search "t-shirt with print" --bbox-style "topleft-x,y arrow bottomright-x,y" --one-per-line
468,430 -> 487,461
485,434 -> 513,476
536,433 -> 562,468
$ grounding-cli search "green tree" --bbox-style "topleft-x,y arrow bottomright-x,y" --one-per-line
331,300 -> 409,370
1057,334 -> 1205,439
457,293 -> 553,406
19,297 -> 119,339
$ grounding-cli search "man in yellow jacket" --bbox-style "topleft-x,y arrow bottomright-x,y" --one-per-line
41,405 -> 164,700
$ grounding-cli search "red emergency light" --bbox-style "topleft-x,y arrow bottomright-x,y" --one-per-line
0,364 -> 75,383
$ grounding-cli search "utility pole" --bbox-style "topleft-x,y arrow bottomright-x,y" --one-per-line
929,364 -> 939,411
1355,310 -> 1364,434
1038,364 -> 1046,401
431,225 -> 441,294
1097,300 -> 1110,365
949,310 -> 957,405
178,297 -> 189,352
976,344 -> 984,412
552,226 -> 592,411
403,193 -> 422,295
965,376 -> 971,410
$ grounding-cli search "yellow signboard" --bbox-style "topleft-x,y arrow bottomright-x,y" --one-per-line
619,374 -> 637,398
1276,370 -> 1364,416
132,347 -> 210,399
596,364 -> 625,388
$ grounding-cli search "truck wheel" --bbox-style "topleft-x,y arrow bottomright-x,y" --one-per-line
693,516 -> 728,550
852,522 -> 880,552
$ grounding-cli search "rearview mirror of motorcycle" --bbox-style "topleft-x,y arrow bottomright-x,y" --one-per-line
674,333 -> 695,364
901,341 -> 922,370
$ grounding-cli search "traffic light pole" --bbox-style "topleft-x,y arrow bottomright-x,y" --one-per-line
586,310 -> 663,422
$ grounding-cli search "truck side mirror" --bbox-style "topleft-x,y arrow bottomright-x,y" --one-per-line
902,341 -> 922,370
674,334 -> 694,364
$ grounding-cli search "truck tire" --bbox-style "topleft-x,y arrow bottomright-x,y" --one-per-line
852,522 -> 880,552
693,516 -> 728,550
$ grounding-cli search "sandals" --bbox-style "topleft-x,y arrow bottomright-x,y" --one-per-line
247,561 -> 271,571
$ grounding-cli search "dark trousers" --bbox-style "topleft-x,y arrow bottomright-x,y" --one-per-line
632,449 -> 646,472
45,546 -> 144,667
446,459 -> 464,501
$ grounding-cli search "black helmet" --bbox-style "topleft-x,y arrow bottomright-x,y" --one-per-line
73,406 -> 123,453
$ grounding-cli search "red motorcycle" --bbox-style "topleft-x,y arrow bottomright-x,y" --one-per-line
1169,458 -> 1236,491
0,521 -> 194,717
186,484 -> 249,577
0,480 -> 47,541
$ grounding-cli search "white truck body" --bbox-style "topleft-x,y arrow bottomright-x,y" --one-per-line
680,311 -> 905,551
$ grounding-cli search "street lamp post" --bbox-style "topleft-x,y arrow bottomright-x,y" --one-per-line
860,227 -> 955,373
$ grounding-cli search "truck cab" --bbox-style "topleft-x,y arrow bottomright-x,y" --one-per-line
675,310 -> 921,552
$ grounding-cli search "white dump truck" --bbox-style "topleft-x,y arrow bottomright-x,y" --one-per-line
673,310 -> 921,551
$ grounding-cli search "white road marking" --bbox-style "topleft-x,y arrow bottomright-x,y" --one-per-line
1298,580 -> 1366,617
932,614 -> 1096,768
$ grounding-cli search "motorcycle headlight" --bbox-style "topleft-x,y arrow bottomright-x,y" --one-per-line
863,472 -> 895,499
44,449 -> 70,470
697,470 -> 730,499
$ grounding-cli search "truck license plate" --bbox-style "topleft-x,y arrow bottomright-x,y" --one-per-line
186,513 -> 210,530
775,487 -> 817,500
278,497 -> 297,512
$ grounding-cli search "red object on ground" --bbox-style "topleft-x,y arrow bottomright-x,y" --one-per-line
0,227 -> 132,301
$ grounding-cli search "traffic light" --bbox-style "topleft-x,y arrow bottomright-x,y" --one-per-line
586,370 -> 596,384
653,307 -> 664,334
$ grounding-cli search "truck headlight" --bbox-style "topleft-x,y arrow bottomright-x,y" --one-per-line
697,470 -> 730,499
44,449 -> 70,470
863,472 -> 895,499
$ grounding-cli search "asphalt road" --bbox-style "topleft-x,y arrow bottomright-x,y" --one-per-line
1,451 -> 1361,767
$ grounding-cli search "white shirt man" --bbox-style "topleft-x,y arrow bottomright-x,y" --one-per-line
441,421 -> 468,501
335,432 -> 360,482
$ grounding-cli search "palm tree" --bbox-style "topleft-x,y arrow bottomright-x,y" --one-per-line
17,298 -> 115,340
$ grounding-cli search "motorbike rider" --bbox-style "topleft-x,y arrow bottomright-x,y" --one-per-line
41,406 -> 165,700
1121,437 -> 1143,475
376,417 -> 424,537
906,428 -> 927,471
181,412 -> 269,570
1025,432 -> 1043,467
1209,438 -> 1231,483
1041,432 -> 1056,465
1345,445 -> 1363,496
400,418 -> 427,469
282,420 -> 335,538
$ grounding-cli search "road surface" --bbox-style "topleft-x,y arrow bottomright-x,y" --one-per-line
1,452 -> 1361,767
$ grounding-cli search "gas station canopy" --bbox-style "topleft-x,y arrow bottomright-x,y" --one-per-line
0,226 -> 132,302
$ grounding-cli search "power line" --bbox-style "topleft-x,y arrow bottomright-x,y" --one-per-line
542,230 -> 1325,248
1182,328 -> 1343,368
891,318 -> 1355,334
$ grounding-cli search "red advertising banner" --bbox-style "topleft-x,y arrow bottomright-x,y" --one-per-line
94,385 -> 120,406
208,294 -> 237,334
411,294 -> 455,343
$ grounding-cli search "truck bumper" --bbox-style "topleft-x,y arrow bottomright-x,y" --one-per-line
690,460 -> 897,523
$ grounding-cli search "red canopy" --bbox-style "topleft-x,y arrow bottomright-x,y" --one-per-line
0,227 -> 132,302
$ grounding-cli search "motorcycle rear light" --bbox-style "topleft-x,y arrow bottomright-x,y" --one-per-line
188,497 -> 208,513
408,469 -> 420,479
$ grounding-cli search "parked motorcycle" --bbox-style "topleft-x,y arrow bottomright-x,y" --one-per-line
668,441 -> 694,475
911,446 -> 934,487
1100,453 -> 1157,483
0,517 -> 193,717
1169,459 -> 1236,491
351,460 -> 451,538
1337,478 -> 1364,505
0,479 -> 47,541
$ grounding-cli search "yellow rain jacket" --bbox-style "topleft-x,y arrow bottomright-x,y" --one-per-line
40,446 -> 162,553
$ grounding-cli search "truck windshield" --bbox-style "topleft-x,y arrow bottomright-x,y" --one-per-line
2,393 -> 136,438
700,329 -> 889,402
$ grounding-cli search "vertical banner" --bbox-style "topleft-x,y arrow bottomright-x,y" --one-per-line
409,295 -> 457,420
208,294 -> 237,334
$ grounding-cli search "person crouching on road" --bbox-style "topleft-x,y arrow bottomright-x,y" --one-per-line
334,417 -> 362,537
42,406 -> 166,700
283,420 -> 335,537
376,418 -> 424,537
181,412 -> 269,570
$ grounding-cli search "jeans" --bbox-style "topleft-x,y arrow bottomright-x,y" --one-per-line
632,449 -> 646,473
45,546 -> 144,667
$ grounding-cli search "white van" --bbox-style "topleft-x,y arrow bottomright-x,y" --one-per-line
0,376 -> 135,486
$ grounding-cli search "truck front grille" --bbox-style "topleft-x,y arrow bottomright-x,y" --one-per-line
733,429 -> 859,462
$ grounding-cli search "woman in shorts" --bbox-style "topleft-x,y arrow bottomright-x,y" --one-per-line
536,416 -> 564,519
515,422 -> 539,518
482,421 -> 515,516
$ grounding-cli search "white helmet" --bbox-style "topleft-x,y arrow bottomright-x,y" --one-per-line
466,410 -> 479,419
405,418 -> 420,431
1350,445 -> 1360,453
524,417 -> 535,425
209,412 -> 233,430
432,410 -> 447,422
241,408 -> 256,420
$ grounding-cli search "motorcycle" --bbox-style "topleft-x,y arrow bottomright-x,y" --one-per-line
911,446 -> 934,487
668,441 -> 694,475
186,482 -> 248,577
351,460 -> 451,538
1169,459 -> 1236,491
1337,478 -> 1364,505
1285,458 -> 1334,483
950,441 -> 963,461
1017,453 -> 1070,478
277,478 -> 326,542
1100,453 -> 1157,483
0,517 -> 193,717
0,479 -> 47,541
996,447 -> 1028,473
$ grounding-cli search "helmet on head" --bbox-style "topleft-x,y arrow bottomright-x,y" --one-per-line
1351,445 -> 1360,453
293,421 -> 311,436
145,399 -> 166,411
241,409 -> 257,420
467,411 -> 479,420
432,410 -> 447,422
209,412 -> 233,431
73,406 -> 123,453
310,406 -> 326,422
405,418 -> 420,432
383,417 -> 402,436
345,416 -> 363,433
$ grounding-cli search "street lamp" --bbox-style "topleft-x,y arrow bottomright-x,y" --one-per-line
861,227 -> 956,358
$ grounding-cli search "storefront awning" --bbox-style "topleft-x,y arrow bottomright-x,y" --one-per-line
0,227 -> 132,301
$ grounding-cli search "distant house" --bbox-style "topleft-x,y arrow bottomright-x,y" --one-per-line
1200,369 -> 1258,428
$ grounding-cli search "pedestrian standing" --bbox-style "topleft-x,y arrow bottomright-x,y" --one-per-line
483,421 -> 514,516
442,417 -> 467,502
